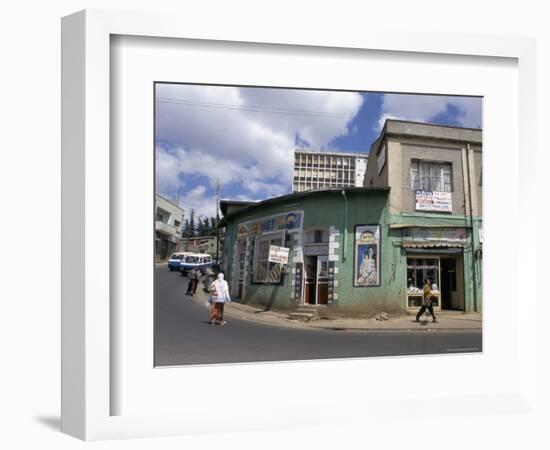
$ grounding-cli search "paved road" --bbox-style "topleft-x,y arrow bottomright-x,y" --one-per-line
155,266 -> 482,366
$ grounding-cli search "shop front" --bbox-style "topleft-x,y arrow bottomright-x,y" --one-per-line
402,227 -> 468,311
220,188 -> 392,311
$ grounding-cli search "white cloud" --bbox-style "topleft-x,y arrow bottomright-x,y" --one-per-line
155,147 -> 183,194
179,185 -> 218,220
155,84 -> 364,203
377,94 -> 482,131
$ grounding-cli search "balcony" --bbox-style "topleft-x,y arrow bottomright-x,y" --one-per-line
155,220 -> 179,237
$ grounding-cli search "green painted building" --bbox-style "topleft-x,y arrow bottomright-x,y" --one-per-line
220,188 -> 397,312
220,120 -> 483,313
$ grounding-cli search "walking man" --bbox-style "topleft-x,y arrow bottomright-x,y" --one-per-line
415,278 -> 437,323
209,273 -> 231,326
186,267 -> 200,296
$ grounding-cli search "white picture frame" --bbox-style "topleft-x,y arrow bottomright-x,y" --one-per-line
61,9 -> 538,441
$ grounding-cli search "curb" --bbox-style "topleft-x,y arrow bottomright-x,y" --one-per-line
190,289 -> 481,333
304,324 -> 482,332
223,306 -> 481,333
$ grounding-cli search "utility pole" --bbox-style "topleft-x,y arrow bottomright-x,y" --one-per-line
215,178 -> 221,269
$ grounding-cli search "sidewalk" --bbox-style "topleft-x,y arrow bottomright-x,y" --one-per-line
192,288 -> 482,332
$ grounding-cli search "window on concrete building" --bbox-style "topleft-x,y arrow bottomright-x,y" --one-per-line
410,160 -> 453,192
314,230 -> 323,243
252,231 -> 285,283
156,207 -> 171,223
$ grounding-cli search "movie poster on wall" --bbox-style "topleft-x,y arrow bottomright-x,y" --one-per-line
354,225 -> 381,287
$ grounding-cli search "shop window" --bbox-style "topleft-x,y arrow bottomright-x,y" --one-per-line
406,257 -> 441,308
410,160 -> 453,192
406,257 -> 440,290
253,231 -> 285,283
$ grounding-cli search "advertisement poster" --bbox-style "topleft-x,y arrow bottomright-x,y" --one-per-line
354,225 -> 381,287
238,211 -> 302,236
268,245 -> 290,264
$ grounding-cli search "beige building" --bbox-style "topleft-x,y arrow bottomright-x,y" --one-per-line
155,194 -> 184,261
364,119 -> 482,312
293,150 -> 368,192
364,120 -> 482,218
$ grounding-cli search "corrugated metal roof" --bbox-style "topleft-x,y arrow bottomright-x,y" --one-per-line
220,187 -> 390,223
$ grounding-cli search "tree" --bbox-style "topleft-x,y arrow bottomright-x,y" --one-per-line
181,218 -> 191,238
196,215 -> 206,237
202,216 -> 210,235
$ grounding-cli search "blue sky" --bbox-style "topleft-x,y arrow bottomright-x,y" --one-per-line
155,84 -> 482,218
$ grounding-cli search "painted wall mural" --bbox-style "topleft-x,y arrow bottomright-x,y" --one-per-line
354,225 -> 381,287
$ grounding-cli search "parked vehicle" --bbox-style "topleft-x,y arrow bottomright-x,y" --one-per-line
179,253 -> 213,276
167,252 -> 191,271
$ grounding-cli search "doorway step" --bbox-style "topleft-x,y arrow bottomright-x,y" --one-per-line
288,306 -> 319,322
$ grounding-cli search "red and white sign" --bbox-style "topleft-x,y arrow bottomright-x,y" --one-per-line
415,190 -> 452,212
268,245 -> 290,264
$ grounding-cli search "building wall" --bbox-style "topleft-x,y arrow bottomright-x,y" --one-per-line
364,139 -> 389,189
354,157 -> 368,187
364,122 -> 482,219
155,195 -> 184,229
399,141 -> 467,216
293,151 -> 368,192
473,147 -> 483,217
223,188 -> 482,312
155,194 -> 184,260
223,190 -> 409,311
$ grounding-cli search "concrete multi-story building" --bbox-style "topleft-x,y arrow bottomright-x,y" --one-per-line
364,119 -> 482,312
155,194 -> 184,261
292,150 -> 368,192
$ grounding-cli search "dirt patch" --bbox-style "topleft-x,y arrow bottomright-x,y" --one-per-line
316,303 -> 408,320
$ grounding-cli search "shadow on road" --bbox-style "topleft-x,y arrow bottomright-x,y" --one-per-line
34,416 -> 61,432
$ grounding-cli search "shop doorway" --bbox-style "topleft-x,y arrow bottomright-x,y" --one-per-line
440,256 -> 464,310
304,256 -> 316,304
304,255 -> 329,305
316,256 -> 329,305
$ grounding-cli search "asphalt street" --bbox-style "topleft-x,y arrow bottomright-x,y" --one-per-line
154,266 -> 482,366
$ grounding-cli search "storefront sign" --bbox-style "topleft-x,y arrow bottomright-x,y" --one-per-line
407,264 -> 438,270
354,225 -> 381,287
402,227 -> 467,243
415,190 -> 452,212
238,211 -> 302,236
303,244 -> 329,256
268,245 -> 290,264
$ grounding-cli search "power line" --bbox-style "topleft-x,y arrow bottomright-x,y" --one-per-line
156,96 -> 355,119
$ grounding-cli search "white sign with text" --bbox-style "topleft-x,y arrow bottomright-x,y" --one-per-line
415,190 -> 452,212
268,245 -> 290,264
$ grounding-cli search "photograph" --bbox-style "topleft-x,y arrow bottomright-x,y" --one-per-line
153,83 -> 483,366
